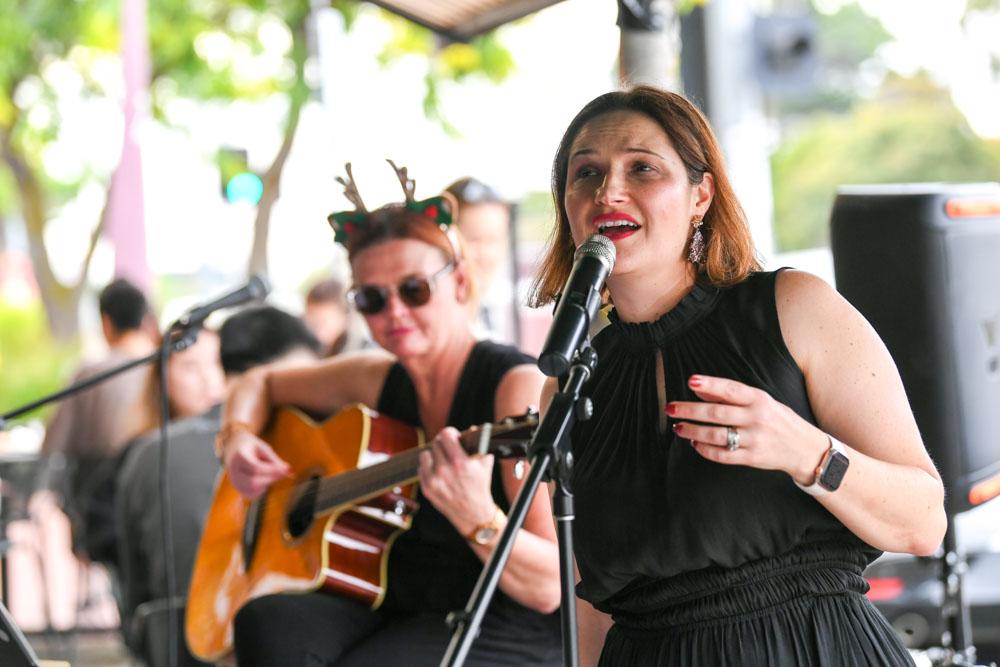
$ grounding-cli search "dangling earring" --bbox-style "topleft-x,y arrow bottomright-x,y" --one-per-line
688,215 -> 706,264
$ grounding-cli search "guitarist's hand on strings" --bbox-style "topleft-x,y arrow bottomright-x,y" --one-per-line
222,429 -> 292,499
419,427 -> 502,543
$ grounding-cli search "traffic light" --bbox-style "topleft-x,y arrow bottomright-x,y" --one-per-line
218,147 -> 264,205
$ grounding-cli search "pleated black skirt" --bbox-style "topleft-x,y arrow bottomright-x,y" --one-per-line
597,541 -> 914,666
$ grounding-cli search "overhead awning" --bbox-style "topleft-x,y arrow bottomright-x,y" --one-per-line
364,0 -> 568,41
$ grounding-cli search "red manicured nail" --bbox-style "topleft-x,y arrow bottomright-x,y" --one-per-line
671,423 -> 681,432
664,403 -> 677,415
688,375 -> 703,388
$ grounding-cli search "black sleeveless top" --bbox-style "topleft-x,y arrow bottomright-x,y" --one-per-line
377,340 -> 560,633
571,270 -> 879,611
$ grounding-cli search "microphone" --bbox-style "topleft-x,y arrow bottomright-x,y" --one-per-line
538,234 -> 616,377
175,274 -> 271,330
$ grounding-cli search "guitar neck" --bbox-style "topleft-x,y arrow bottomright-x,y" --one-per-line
309,415 -> 534,518
314,448 -> 423,516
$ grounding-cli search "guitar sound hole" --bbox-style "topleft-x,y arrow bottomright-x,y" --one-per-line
287,475 -> 319,540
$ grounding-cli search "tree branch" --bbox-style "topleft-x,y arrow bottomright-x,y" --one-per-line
72,179 -> 112,301
0,128 -> 63,296
246,14 -> 311,276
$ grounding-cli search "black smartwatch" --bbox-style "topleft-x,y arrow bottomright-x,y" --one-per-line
795,435 -> 850,496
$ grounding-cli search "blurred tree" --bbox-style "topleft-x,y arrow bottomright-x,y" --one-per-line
376,13 -> 516,136
965,0 -> 1000,13
771,73 -> 1000,251
0,0 -> 517,340
0,0 -> 105,340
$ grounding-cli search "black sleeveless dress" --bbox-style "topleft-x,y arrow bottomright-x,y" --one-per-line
378,339 -> 562,663
572,271 -> 913,666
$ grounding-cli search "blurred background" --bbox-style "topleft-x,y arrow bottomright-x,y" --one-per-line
1,0 -> 999,664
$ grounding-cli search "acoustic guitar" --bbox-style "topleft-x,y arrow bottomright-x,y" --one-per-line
185,403 -> 537,661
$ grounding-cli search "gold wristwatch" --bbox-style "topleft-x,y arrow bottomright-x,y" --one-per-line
466,505 -> 505,545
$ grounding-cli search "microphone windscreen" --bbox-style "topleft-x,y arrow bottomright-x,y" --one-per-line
575,234 -> 616,270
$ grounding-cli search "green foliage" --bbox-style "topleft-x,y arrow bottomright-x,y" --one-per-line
377,12 -> 436,64
676,0 -> 708,13
0,299 -> 79,419
0,165 -> 13,214
148,0 -> 303,118
814,2 -> 891,68
438,33 -> 515,83
331,0 -> 361,31
771,74 -> 1000,251
0,0 -> 113,178
965,0 -> 1000,13
376,10 -> 517,133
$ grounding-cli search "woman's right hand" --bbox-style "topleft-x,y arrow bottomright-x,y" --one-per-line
221,430 -> 291,499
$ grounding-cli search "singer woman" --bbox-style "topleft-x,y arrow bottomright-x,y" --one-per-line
215,164 -> 562,665
531,86 -> 946,666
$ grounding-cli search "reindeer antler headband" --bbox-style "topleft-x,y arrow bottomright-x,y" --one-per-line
327,159 -> 458,248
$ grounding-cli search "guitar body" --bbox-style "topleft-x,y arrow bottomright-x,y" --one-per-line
186,404 -> 422,662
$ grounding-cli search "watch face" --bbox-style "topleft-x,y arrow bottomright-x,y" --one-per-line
819,451 -> 850,491
474,527 -> 498,544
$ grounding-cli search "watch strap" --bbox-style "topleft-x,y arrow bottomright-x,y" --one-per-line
465,505 -> 505,545
794,435 -> 848,496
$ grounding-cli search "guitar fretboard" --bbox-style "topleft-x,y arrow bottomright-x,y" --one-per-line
313,447 -> 423,515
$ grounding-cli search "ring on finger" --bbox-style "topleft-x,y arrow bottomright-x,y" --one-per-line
726,426 -> 740,452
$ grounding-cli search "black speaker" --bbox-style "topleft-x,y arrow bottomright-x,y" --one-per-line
830,183 -> 1000,515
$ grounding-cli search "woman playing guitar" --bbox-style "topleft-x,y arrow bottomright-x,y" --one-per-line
214,162 -> 562,666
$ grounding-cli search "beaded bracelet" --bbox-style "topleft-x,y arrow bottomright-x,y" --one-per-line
214,420 -> 254,461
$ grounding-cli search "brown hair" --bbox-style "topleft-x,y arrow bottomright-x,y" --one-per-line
343,203 -> 478,305
124,329 -> 219,441
305,277 -> 347,306
344,204 -> 460,265
530,85 -> 761,307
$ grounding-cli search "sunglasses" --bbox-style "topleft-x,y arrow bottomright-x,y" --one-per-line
347,261 -> 455,315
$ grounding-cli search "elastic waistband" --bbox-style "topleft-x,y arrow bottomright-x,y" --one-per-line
602,541 -> 870,632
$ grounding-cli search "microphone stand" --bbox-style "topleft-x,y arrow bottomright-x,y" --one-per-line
0,326 -> 200,428
441,345 -> 598,667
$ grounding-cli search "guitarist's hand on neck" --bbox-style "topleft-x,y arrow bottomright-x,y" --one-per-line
418,427 -> 501,544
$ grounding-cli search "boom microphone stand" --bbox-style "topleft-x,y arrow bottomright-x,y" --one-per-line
440,344 -> 597,667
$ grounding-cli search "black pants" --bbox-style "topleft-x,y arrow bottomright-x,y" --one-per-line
233,592 -> 562,667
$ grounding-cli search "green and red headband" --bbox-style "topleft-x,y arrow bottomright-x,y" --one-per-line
326,159 -> 457,247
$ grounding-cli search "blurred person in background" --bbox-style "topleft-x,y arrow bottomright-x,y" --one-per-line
27,277 -> 157,632
303,276 -> 369,356
215,164 -> 562,666
81,327 -> 227,569
445,176 -> 517,343
116,305 -> 322,667
36,278 -> 158,564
